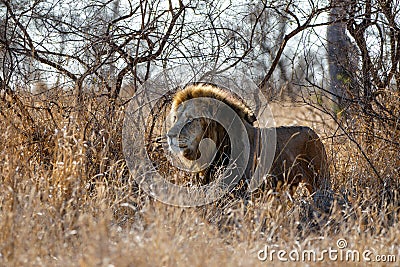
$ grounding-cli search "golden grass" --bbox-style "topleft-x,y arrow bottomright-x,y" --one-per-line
0,90 -> 399,266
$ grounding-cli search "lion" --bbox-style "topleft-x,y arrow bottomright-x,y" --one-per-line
166,83 -> 331,196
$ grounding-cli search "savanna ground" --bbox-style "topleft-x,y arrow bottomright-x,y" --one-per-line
1,88 -> 399,266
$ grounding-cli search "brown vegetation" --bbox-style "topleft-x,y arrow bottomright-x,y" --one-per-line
0,88 -> 399,266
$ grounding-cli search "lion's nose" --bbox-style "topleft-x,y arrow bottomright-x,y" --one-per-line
166,131 -> 176,140
166,132 -> 177,146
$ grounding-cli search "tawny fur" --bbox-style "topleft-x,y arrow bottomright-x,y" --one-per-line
168,83 -> 331,194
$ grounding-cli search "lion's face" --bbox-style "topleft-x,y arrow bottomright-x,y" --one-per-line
166,102 -> 207,161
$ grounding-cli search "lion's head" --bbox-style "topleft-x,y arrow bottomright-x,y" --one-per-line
166,83 -> 255,176
166,101 -> 209,161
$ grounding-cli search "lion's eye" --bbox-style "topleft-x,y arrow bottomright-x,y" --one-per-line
173,116 -> 177,122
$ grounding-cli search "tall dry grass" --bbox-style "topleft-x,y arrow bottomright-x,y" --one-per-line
0,89 -> 399,266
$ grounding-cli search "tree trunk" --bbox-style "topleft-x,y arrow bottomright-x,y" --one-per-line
327,0 -> 357,115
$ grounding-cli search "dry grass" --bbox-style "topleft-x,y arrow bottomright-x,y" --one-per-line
0,89 -> 399,266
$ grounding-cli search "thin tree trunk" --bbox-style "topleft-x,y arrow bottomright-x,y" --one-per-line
327,0 -> 357,114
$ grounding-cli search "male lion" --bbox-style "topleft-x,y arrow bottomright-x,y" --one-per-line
166,83 -> 330,195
